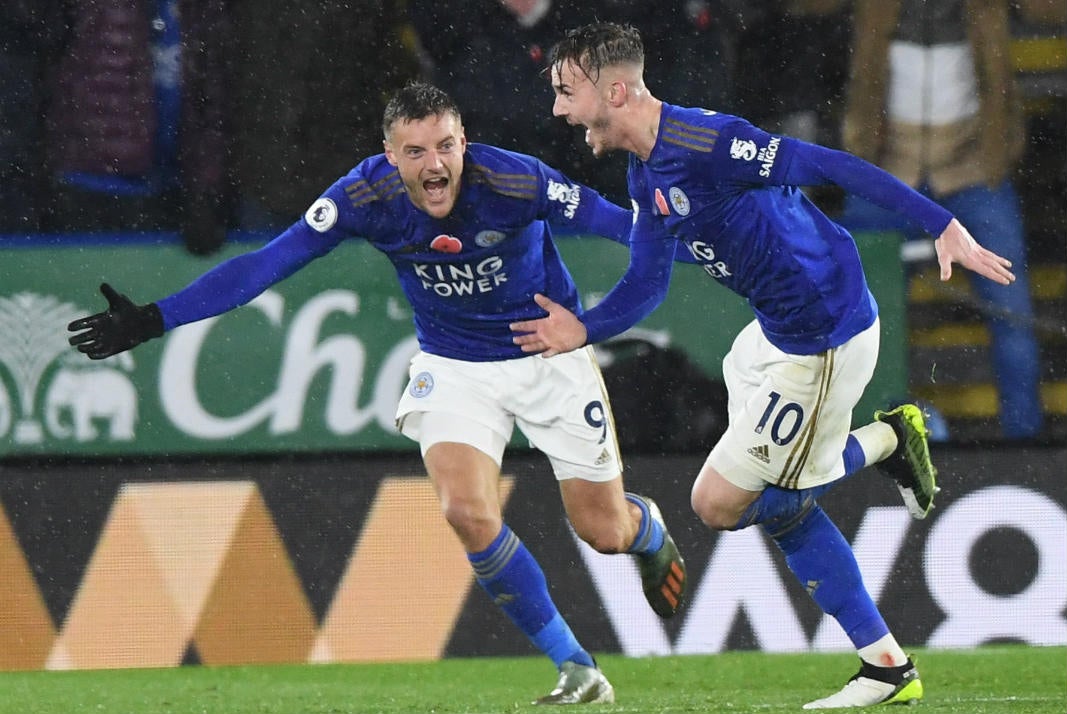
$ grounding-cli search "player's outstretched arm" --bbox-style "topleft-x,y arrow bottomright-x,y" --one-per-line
67,283 -> 164,360
935,218 -> 1015,285
510,293 -> 588,358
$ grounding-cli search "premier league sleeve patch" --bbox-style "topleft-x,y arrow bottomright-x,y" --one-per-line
305,197 -> 338,233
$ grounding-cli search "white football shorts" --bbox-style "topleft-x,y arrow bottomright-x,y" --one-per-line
707,317 -> 880,491
395,348 -> 622,482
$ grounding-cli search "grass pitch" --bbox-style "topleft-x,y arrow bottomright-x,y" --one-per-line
0,645 -> 1061,714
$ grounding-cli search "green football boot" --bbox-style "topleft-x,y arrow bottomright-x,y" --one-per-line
875,404 -> 940,519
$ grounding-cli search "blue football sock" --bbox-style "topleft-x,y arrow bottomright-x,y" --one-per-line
625,493 -> 665,556
732,483 -> 830,531
765,503 -> 890,649
842,434 -> 866,477
468,525 -> 595,669
731,434 -> 868,532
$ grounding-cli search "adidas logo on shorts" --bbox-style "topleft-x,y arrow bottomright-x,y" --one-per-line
594,449 -> 611,466
747,444 -> 770,464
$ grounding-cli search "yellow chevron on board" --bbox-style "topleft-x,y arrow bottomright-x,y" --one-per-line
48,482 -> 315,669
191,486 -> 317,665
311,475 -> 515,663
1012,36 -> 1067,72
48,485 -> 185,669
909,264 -> 1066,303
910,324 -> 990,348
916,381 -> 1067,418
0,504 -> 55,669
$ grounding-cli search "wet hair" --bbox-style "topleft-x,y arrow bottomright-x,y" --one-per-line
382,81 -> 462,139
548,22 -> 644,85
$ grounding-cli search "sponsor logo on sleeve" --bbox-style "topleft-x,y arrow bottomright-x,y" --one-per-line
729,138 -> 758,162
729,136 -> 782,178
757,137 -> 781,178
546,178 -> 581,219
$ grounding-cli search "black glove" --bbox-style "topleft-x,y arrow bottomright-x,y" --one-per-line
67,283 -> 165,360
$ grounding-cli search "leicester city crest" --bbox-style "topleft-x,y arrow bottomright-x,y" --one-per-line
409,371 -> 435,398
475,230 -> 506,248
668,187 -> 691,216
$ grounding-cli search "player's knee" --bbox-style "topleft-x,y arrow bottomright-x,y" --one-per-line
440,496 -> 499,547
692,502 -> 734,531
690,490 -> 738,531
691,466 -> 749,531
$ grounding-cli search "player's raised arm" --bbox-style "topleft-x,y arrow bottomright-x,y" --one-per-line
778,139 -> 1017,285
67,219 -> 342,359
934,218 -> 1015,285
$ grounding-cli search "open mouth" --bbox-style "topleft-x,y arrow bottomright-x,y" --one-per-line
423,176 -> 448,201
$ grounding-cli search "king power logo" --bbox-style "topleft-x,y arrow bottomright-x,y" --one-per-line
0,290 -> 419,448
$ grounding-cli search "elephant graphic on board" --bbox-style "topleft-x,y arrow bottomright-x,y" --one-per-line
45,367 -> 137,441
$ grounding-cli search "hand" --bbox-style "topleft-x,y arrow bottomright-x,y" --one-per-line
67,283 -> 164,360
509,293 -> 587,358
935,219 -> 1015,285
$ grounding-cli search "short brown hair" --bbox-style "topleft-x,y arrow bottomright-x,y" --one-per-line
548,22 -> 644,84
382,81 -> 462,139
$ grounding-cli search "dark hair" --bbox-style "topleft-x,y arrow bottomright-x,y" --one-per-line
382,81 -> 462,138
548,22 -> 644,84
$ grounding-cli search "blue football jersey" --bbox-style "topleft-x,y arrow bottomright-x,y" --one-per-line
581,102 -> 953,353
157,143 -> 632,361
627,104 -> 878,354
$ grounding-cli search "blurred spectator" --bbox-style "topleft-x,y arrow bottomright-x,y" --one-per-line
39,0 -> 230,254
409,1 -> 743,204
835,0 -> 1066,440
1010,8 -> 1067,265
598,1 -> 738,112
408,1 -> 601,193
0,2 -> 64,233
586,1 -> 742,201
226,0 -> 419,232
731,0 -> 851,145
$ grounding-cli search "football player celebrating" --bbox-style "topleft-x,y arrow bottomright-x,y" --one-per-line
511,22 -> 1015,709
68,81 -> 687,705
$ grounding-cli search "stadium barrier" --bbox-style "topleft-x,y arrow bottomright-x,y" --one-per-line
0,233 -> 904,457
0,446 -> 1063,670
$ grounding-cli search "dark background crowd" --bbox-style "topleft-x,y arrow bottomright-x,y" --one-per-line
0,0 -> 1064,442
0,1 -> 1062,255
